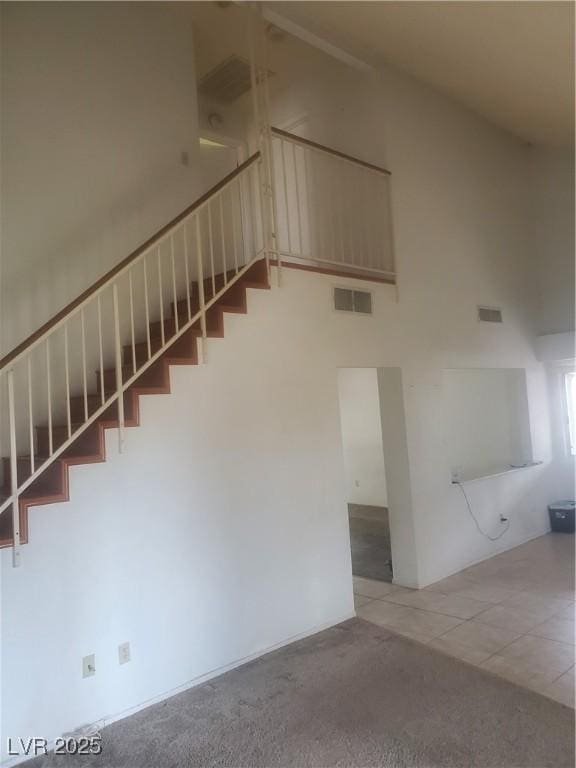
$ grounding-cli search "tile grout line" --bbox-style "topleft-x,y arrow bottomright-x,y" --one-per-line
354,578 -> 575,697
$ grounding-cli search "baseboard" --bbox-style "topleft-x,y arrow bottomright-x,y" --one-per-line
1,612 -> 355,767
392,577 -> 421,589
416,527 -> 551,589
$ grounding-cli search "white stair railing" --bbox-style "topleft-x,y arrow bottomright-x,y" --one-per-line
0,152 -> 265,566
271,127 -> 395,281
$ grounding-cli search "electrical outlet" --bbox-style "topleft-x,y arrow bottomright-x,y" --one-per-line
181,151 -> 190,167
355,480 -> 360,487
82,654 -> 96,678
118,642 -> 131,665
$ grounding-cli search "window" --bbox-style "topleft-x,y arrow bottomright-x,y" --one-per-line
564,372 -> 576,456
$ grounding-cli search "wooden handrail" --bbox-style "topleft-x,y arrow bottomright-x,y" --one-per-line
270,127 -> 391,176
0,151 -> 261,371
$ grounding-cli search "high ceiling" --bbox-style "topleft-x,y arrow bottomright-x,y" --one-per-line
265,1 -> 575,147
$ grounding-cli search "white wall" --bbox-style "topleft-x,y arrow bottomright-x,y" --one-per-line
443,368 -> 533,481
0,14 -> 571,759
266,34 -> 561,588
0,2 -> 202,355
529,146 -> 575,497
530,146 -> 575,336
0,263 -> 557,754
337,368 -> 387,506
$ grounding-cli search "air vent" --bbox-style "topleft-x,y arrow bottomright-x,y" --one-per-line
334,287 -> 373,315
477,306 -> 503,323
199,56 -> 252,103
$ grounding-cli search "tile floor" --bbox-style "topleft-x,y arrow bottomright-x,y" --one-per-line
355,533 -> 575,707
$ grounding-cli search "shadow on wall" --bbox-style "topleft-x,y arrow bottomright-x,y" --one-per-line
1,158 -> 200,356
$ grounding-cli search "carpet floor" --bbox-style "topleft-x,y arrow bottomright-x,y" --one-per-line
30,619 -> 574,768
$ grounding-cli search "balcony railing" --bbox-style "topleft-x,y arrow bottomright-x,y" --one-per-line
271,127 -> 395,282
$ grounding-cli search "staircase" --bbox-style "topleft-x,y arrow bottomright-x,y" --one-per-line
0,151 -> 270,561
0,260 -> 269,548
0,127 -> 395,564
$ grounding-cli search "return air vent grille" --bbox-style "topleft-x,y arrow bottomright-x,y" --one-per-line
334,287 -> 373,315
477,306 -> 503,323
199,56 -> 253,103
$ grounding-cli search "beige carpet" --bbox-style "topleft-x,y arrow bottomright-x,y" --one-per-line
30,619 -> 574,767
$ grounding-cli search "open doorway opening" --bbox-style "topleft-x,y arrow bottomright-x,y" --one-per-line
198,134 -> 244,191
338,368 -> 393,582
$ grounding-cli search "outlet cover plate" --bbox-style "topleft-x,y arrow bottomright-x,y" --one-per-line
82,654 -> 96,678
118,642 -> 131,665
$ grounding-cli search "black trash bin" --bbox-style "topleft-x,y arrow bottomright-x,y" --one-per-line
548,501 -> 575,533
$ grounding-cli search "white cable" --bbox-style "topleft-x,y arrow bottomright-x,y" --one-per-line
454,481 -> 510,541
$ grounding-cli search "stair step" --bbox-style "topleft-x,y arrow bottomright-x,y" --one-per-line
124,333 -> 201,367
96,361 -> 164,396
35,423 -> 85,456
123,336 -> 164,367
68,393 -> 104,421
35,392 -> 135,455
148,309 -> 221,340
2,456 -> 64,496
0,493 -> 14,542
2,455 -> 50,487
171,281 -> 246,321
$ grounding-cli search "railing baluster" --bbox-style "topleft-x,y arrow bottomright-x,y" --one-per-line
46,341 -> 53,456
143,258 -> 151,359
81,309 -> 88,422
263,81 -> 280,280
247,165 -> 258,261
27,357 -> 34,474
336,164 -> 345,265
157,247 -> 165,346
347,165 -> 356,267
64,325 -> 72,438
323,154 -> 334,265
383,175 -> 396,276
113,284 -> 125,452
237,177 -> 247,268
129,271 -> 136,374
231,186 -> 239,275
183,225 -> 192,323
7,369 -> 21,566
195,216 -> 207,364
207,205 -> 216,297
219,194 -> 227,287
170,234 -> 179,334
280,139 -> 292,254
97,295 -> 105,405
292,143 -> 303,255
366,173 -> 376,269
304,146 -> 318,259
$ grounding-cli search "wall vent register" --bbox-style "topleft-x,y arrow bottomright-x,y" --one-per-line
199,56 -> 253,103
334,288 -> 373,315
477,305 -> 503,323
199,56 -> 275,104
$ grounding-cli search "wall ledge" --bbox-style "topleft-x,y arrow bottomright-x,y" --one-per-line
535,331 -> 575,363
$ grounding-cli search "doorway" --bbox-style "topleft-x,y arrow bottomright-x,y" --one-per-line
338,368 -> 393,582
198,134 -> 243,191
